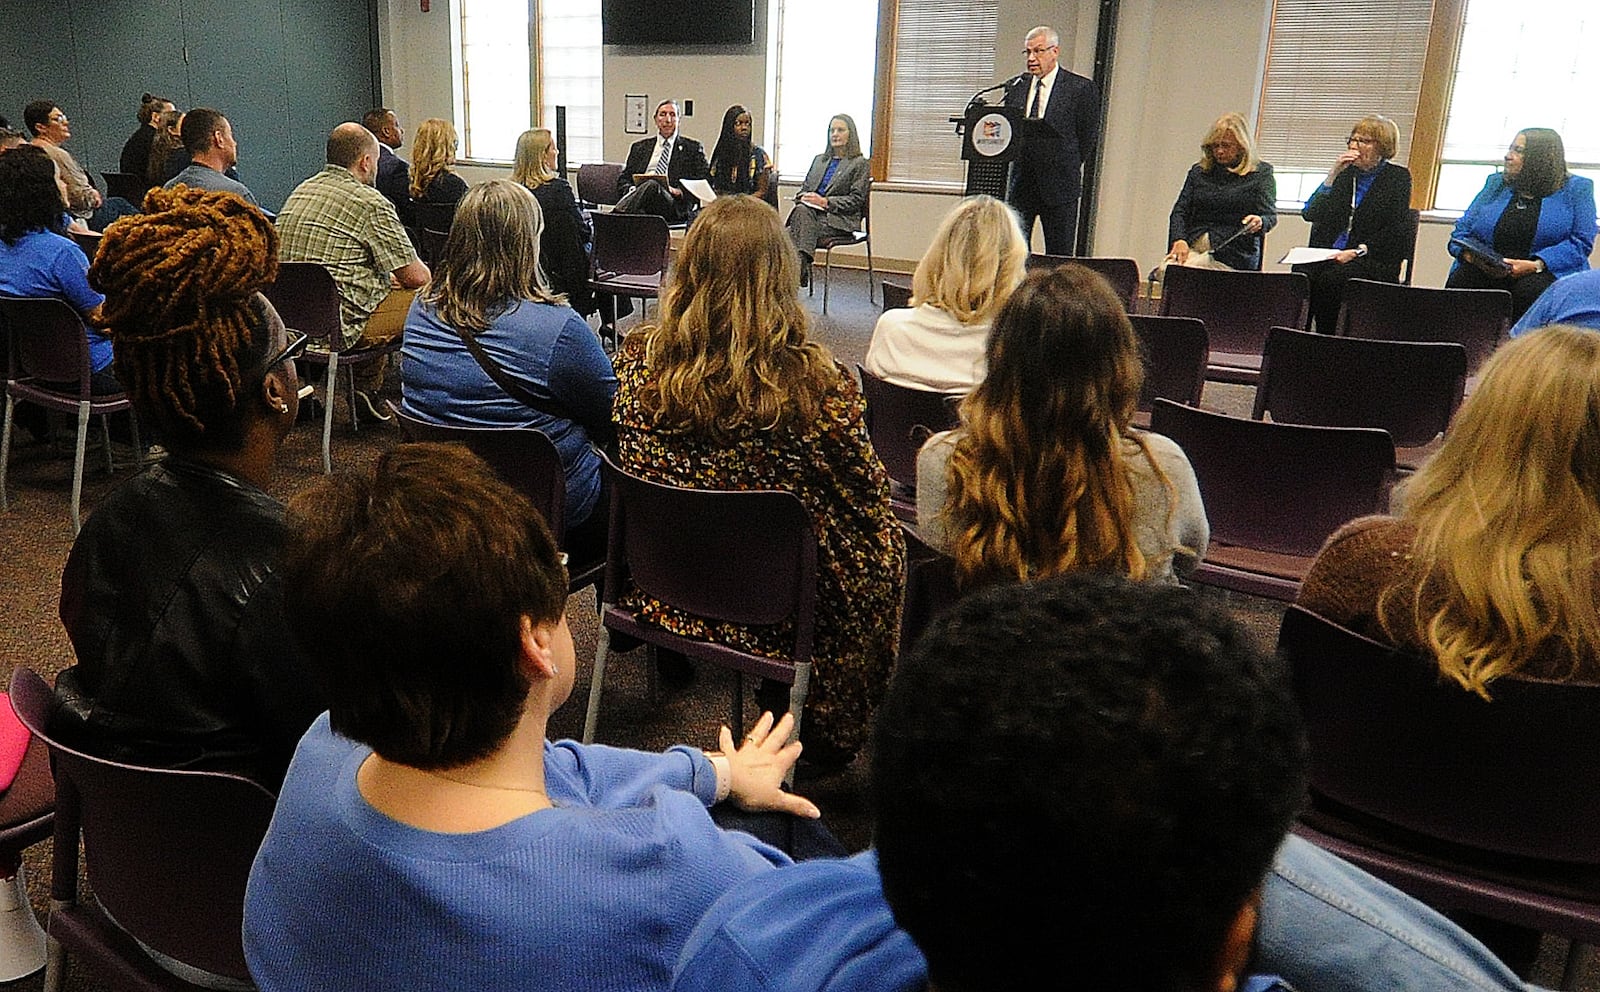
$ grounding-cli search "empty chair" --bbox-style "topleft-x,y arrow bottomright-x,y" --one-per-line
100,171 -> 149,205
1336,278 -> 1512,375
812,179 -> 874,314
583,452 -> 820,745
1159,265 -> 1310,385
1149,398 -> 1393,600
575,162 -> 624,208
1254,327 -> 1465,468
1278,606 -> 1600,986
9,666 -> 275,992
881,277 -> 911,313
857,365 -> 960,521
1129,314 -> 1208,417
898,523 -> 960,659
0,297 -> 139,533
589,211 -> 669,346
1027,254 -> 1142,311
1396,208 -> 1421,285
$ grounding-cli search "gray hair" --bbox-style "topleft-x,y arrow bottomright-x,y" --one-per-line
1026,26 -> 1060,48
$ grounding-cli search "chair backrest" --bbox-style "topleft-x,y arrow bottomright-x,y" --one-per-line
71,230 -> 103,262
590,212 -> 670,279
0,296 -> 95,396
881,278 -> 912,312
416,226 -> 450,269
1397,208 -> 1421,285
411,201 -> 456,234
101,171 -> 151,204
1129,314 -> 1208,410
392,404 -> 570,540
1254,327 -> 1466,447
1336,278 -> 1512,374
1278,606 -> 1600,864
262,261 -> 343,348
1149,398 -> 1393,557
857,365 -> 960,487
598,451 -> 818,652
900,523 -> 961,657
8,667 -> 276,981
1027,255 -> 1141,311
576,162 -> 624,206
1160,266 -> 1310,356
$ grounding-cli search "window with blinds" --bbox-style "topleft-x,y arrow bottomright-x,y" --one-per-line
539,2 -> 604,166
882,0 -> 1000,186
1256,0 -> 1432,206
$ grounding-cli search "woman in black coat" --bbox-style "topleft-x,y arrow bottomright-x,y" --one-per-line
511,128 -> 596,317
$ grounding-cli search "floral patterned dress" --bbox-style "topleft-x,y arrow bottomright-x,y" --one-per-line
612,337 -> 905,756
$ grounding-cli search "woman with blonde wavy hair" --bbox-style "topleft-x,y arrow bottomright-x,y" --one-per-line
864,194 -> 1027,394
612,194 -> 904,767
917,264 -> 1208,587
1299,325 -> 1600,693
510,127 -> 595,315
408,117 -> 468,208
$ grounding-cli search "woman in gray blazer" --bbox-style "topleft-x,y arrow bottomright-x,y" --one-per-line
785,113 -> 870,286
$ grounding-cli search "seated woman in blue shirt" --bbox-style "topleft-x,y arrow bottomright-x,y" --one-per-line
1446,127 -> 1596,320
400,179 -> 617,559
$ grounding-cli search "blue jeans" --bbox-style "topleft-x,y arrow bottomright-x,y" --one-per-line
1259,835 -> 1545,992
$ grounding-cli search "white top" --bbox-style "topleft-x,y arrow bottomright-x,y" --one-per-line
863,304 -> 990,395
1025,65 -> 1060,117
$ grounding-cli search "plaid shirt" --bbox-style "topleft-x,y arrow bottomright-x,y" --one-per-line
277,165 -> 415,347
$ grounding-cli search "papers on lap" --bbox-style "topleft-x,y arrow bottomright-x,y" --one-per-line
1279,246 -> 1345,265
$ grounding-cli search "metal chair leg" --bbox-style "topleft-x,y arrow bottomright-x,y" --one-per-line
321,355 -> 339,474
821,249 -> 832,315
0,394 -> 14,513
582,621 -> 613,744
69,402 -> 89,535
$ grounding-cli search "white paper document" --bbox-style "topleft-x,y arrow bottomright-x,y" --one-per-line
1279,246 -> 1344,265
681,178 -> 716,203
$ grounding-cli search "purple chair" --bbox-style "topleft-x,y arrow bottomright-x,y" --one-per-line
1148,398 -> 1393,601
1254,327 -> 1466,470
415,226 -> 449,269
899,523 -> 960,660
811,179 -> 874,315
575,162 -> 624,208
69,231 -> 102,263
1278,606 -> 1600,986
1027,254 -> 1142,312
1396,208 -> 1422,285
1159,265 -> 1310,386
857,365 -> 960,522
582,451 -> 819,748
1129,314 -> 1208,425
100,171 -> 150,206
1335,278 -> 1512,376
389,402 -> 603,595
880,277 -> 912,313
0,296 -> 140,534
0,699 -> 56,980
8,666 -> 275,992
263,261 -> 396,474
589,212 -> 670,349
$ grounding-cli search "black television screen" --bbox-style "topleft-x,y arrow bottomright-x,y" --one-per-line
601,0 -> 756,46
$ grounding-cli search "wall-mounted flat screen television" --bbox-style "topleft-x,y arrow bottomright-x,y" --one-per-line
601,0 -> 756,46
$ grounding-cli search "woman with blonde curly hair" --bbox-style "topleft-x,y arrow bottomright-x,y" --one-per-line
917,264 -> 1208,587
864,194 -> 1027,394
612,194 -> 904,766
408,117 -> 467,208
1300,325 -> 1600,693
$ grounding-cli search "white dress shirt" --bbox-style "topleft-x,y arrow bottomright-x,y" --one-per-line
1025,65 -> 1060,118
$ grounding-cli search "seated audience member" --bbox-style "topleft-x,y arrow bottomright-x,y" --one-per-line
676,574 -> 1537,992
276,122 -> 429,420
55,187 -> 323,789
119,92 -> 174,176
511,127 -> 596,316
1164,111 -> 1276,272
863,194 -> 1026,394
785,114 -> 870,288
917,265 -> 1207,586
0,145 -> 116,393
1447,128 -> 1595,321
363,107 -> 412,226
243,443 -> 816,992
1293,114 -> 1413,333
26,99 -> 137,231
401,180 -> 616,556
0,128 -> 25,153
164,107 -> 258,206
145,109 -> 187,186
708,104 -> 776,208
613,195 -> 903,768
616,100 -> 708,223
407,117 -> 468,213
1511,268 -> 1600,335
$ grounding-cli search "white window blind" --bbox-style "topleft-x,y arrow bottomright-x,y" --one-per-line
884,0 -> 1000,185
456,0 -> 532,162
539,1 -> 604,165
770,0 -> 880,183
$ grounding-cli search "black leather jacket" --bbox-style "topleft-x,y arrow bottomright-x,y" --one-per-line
56,459 -> 324,788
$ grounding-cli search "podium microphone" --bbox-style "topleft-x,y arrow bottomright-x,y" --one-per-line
968,73 -> 1029,107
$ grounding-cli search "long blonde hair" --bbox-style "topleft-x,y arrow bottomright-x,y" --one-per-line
944,265 -> 1169,586
1379,325 -> 1600,694
421,180 -> 563,333
910,195 -> 1028,326
511,128 -> 557,188
409,118 -> 458,200
639,195 -> 837,438
1198,112 -> 1258,177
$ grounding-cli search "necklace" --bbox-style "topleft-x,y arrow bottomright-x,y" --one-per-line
421,768 -> 548,796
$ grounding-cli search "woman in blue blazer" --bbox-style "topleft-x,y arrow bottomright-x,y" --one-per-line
1447,128 -> 1596,319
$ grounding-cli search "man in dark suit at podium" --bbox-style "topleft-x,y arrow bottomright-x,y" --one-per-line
616,100 -> 709,223
1004,25 -> 1100,256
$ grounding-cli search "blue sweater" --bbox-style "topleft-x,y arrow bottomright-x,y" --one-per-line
0,229 -> 112,372
244,715 -> 788,992
1449,172 -> 1596,279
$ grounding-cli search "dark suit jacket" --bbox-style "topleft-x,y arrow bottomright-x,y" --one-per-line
376,144 -> 414,227
1004,67 -> 1100,208
1302,161 -> 1413,277
798,153 -> 871,234
617,133 -> 710,217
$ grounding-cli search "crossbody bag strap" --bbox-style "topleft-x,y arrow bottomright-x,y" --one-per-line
451,323 -> 570,421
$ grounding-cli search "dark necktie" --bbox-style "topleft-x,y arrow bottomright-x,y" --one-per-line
1028,79 -> 1043,118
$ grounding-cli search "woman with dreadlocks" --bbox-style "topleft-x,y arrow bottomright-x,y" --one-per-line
55,187 -> 325,801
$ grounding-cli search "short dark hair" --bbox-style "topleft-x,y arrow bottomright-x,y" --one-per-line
361,108 -> 395,134
22,100 -> 57,138
282,444 -> 569,770
0,145 -> 69,242
327,124 -> 377,168
180,107 -> 226,155
873,574 -> 1307,992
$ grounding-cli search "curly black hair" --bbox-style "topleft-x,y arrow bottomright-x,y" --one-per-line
0,145 -> 69,243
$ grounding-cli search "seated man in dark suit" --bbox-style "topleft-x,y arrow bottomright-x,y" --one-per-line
364,107 -> 413,227
616,100 -> 708,223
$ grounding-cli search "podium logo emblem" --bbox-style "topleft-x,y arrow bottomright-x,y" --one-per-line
972,113 -> 1013,157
